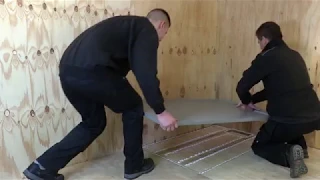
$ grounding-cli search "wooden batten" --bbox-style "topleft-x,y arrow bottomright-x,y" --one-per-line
0,0 -> 319,178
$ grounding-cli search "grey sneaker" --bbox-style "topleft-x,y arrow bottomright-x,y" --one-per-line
124,158 -> 155,180
288,145 -> 308,178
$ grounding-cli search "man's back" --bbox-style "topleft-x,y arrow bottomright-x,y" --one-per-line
59,15 -> 158,76
261,43 -> 320,123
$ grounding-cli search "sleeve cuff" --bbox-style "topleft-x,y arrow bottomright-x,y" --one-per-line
152,103 -> 165,114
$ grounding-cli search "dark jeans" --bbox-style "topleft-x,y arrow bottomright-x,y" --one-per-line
36,65 -> 144,174
252,119 -> 320,167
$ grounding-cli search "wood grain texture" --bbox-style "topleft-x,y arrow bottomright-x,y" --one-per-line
0,0 -> 133,177
1,0 -> 320,178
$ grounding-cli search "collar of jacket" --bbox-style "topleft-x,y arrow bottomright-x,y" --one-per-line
262,38 -> 287,53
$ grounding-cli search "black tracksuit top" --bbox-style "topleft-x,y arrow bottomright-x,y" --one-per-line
236,39 -> 320,124
59,15 -> 165,114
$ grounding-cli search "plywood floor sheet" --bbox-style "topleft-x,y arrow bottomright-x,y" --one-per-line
17,125 -> 320,180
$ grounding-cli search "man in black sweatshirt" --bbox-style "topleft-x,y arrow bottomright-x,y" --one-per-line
236,21 -> 320,178
23,8 -> 178,180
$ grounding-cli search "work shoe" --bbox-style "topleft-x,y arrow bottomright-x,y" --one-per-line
23,162 -> 64,180
287,145 -> 308,178
124,158 -> 155,180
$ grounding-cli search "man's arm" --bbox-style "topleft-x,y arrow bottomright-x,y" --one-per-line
129,28 -> 165,114
251,89 -> 267,104
236,55 -> 270,105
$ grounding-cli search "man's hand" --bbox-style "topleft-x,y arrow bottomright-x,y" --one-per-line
157,111 -> 178,131
236,102 -> 259,111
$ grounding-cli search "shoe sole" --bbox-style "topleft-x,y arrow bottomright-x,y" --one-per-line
124,165 -> 155,180
23,169 -> 64,180
289,145 -> 308,178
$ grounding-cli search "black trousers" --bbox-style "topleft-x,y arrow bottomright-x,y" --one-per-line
37,65 -> 145,174
252,119 -> 320,167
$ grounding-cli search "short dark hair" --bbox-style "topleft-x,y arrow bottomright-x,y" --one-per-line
256,21 -> 282,41
147,8 -> 171,27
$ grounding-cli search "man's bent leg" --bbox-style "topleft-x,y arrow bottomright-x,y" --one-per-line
251,121 -> 308,178
36,104 -> 106,170
57,68 -> 156,180
251,123 -> 289,167
122,105 -> 155,180
98,77 -> 154,180
23,78 -> 107,180
122,105 -> 144,173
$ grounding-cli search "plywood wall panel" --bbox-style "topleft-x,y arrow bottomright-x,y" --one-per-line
1,0 -> 320,178
0,0 -> 134,178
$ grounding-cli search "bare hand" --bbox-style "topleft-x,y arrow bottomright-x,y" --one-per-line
157,111 -> 178,132
236,102 -> 259,111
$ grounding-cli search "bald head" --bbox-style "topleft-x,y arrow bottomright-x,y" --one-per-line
147,8 -> 171,27
146,8 -> 171,42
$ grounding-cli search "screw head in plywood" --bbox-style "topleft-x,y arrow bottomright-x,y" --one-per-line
30,110 -> 35,117
86,5 -> 90,13
4,109 -> 10,117
45,106 -> 50,113
28,4 -> 33,10
182,46 -> 187,54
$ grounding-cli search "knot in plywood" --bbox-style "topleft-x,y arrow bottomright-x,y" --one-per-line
30,110 -> 35,117
86,5 -> 91,13
4,109 -> 10,117
42,3 -> 47,10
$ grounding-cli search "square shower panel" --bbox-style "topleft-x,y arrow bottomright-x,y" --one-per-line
143,125 -> 255,175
